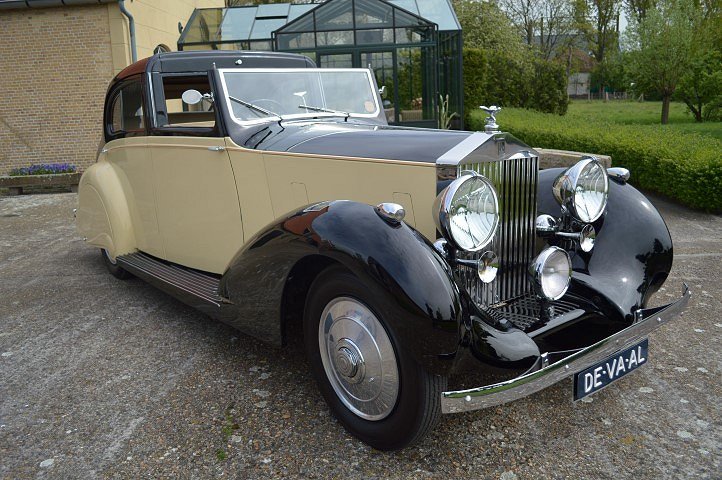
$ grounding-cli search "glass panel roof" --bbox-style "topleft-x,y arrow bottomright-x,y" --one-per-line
250,18 -> 288,39
219,8 -> 255,42
178,0 -> 459,46
288,4 -> 317,21
388,0 -> 460,31
256,4 -> 290,18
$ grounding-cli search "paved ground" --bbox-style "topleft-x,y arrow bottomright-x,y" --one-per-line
0,192 -> 719,479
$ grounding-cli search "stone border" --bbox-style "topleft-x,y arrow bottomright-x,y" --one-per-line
535,148 -> 612,169
0,172 -> 81,195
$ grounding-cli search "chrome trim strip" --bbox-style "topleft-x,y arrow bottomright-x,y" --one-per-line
437,132 -> 492,165
440,284 -> 691,413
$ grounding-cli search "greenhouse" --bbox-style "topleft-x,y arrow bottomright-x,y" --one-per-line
178,0 -> 463,129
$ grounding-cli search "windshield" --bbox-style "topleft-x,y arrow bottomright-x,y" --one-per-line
220,69 -> 380,123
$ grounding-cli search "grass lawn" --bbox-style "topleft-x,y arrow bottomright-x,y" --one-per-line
565,101 -> 722,141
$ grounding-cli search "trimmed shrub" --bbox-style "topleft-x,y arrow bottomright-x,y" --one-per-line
463,48 -> 568,123
469,109 -> 722,212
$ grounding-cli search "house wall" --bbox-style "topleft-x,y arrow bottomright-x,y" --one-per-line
108,0 -> 222,74
0,1 -> 223,176
568,72 -> 591,98
0,5 -> 114,175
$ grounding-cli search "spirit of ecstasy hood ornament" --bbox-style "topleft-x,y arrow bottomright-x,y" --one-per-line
479,105 -> 501,133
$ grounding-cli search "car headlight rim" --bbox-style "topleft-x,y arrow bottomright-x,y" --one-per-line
435,172 -> 500,252
554,157 -> 609,224
529,246 -> 572,301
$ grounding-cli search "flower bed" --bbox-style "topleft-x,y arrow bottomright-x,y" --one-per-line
9,163 -> 77,176
1,167 -> 81,196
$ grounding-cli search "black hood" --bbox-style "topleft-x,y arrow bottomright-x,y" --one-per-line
234,120 -> 474,164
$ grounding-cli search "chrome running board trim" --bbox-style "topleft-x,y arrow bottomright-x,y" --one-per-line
117,252 -> 223,307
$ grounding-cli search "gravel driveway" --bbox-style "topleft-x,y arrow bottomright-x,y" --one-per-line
0,192 -> 719,479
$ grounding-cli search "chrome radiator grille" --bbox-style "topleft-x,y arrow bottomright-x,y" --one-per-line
456,154 -> 539,306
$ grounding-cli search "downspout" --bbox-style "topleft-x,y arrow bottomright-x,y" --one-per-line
118,0 -> 137,63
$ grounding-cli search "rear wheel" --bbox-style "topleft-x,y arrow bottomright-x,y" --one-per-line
304,266 -> 446,450
101,249 -> 132,280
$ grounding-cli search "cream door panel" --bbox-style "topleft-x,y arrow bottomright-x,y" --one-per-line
262,152 -> 437,240
225,139 -> 275,243
104,137 -> 164,257
148,137 -> 243,274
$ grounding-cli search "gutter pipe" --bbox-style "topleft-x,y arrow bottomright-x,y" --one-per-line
117,0 -> 137,63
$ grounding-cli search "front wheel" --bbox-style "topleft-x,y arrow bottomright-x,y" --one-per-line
304,266 -> 446,450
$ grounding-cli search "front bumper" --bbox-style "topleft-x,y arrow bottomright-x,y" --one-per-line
441,284 -> 691,414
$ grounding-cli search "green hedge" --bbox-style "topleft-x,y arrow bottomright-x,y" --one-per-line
463,48 -> 568,123
469,109 -> 722,212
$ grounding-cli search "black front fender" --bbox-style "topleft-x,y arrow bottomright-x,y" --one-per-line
538,169 -> 674,323
219,201 -> 464,374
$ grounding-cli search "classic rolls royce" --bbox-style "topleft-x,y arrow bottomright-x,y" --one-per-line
76,51 -> 689,450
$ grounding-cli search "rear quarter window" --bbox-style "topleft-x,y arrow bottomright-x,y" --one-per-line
107,80 -> 146,139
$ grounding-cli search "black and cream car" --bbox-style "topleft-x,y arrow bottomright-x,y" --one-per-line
76,51 -> 689,450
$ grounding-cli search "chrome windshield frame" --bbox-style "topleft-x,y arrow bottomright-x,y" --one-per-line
217,67 -> 381,127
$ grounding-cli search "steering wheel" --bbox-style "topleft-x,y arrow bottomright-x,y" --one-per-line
250,98 -> 285,113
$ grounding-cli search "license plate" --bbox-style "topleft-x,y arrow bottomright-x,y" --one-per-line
574,338 -> 649,401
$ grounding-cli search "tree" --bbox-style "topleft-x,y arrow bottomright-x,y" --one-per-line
537,0 -> 578,60
625,0 -> 704,123
586,0 -> 619,67
499,0 -> 578,60
624,0 -> 657,23
676,51 -> 722,122
452,0 -> 529,57
499,0 -> 541,45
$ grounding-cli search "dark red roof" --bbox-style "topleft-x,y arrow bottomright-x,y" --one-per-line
115,57 -> 150,81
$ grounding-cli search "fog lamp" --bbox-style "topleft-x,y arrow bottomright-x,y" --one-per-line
477,251 -> 499,284
529,247 -> 572,300
578,224 -> 596,252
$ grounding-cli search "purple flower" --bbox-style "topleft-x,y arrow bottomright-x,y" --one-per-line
9,163 -> 77,176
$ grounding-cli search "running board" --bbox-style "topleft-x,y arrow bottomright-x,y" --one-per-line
117,252 -> 225,309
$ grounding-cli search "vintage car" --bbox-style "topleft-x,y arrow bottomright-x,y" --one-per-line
76,51 -> 689,450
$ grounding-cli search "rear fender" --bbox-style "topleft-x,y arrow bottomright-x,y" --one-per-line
219,201 -> 464,374
76,162 -> 136,259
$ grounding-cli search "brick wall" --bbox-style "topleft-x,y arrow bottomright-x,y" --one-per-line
0,6 -> 114,175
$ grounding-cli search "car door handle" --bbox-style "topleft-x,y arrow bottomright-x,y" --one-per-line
208,146 -> 226,152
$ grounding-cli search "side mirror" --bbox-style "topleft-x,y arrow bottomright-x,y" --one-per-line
182,89 -> 204,106
379,85 -> 387,98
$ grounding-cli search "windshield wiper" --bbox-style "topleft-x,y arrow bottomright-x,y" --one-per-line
229,96 -> 281,119
299,104 -> 349,119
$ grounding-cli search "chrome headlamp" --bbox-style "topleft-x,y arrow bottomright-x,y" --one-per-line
553,157 -> 609,223
434,172 -> 499,252
529,246 -> 572,300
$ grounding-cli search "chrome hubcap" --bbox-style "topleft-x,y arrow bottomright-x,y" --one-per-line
319,297 -> 399,421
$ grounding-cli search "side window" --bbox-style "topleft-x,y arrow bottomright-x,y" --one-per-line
108,80 -> 145,138
158,75 -> 217,132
